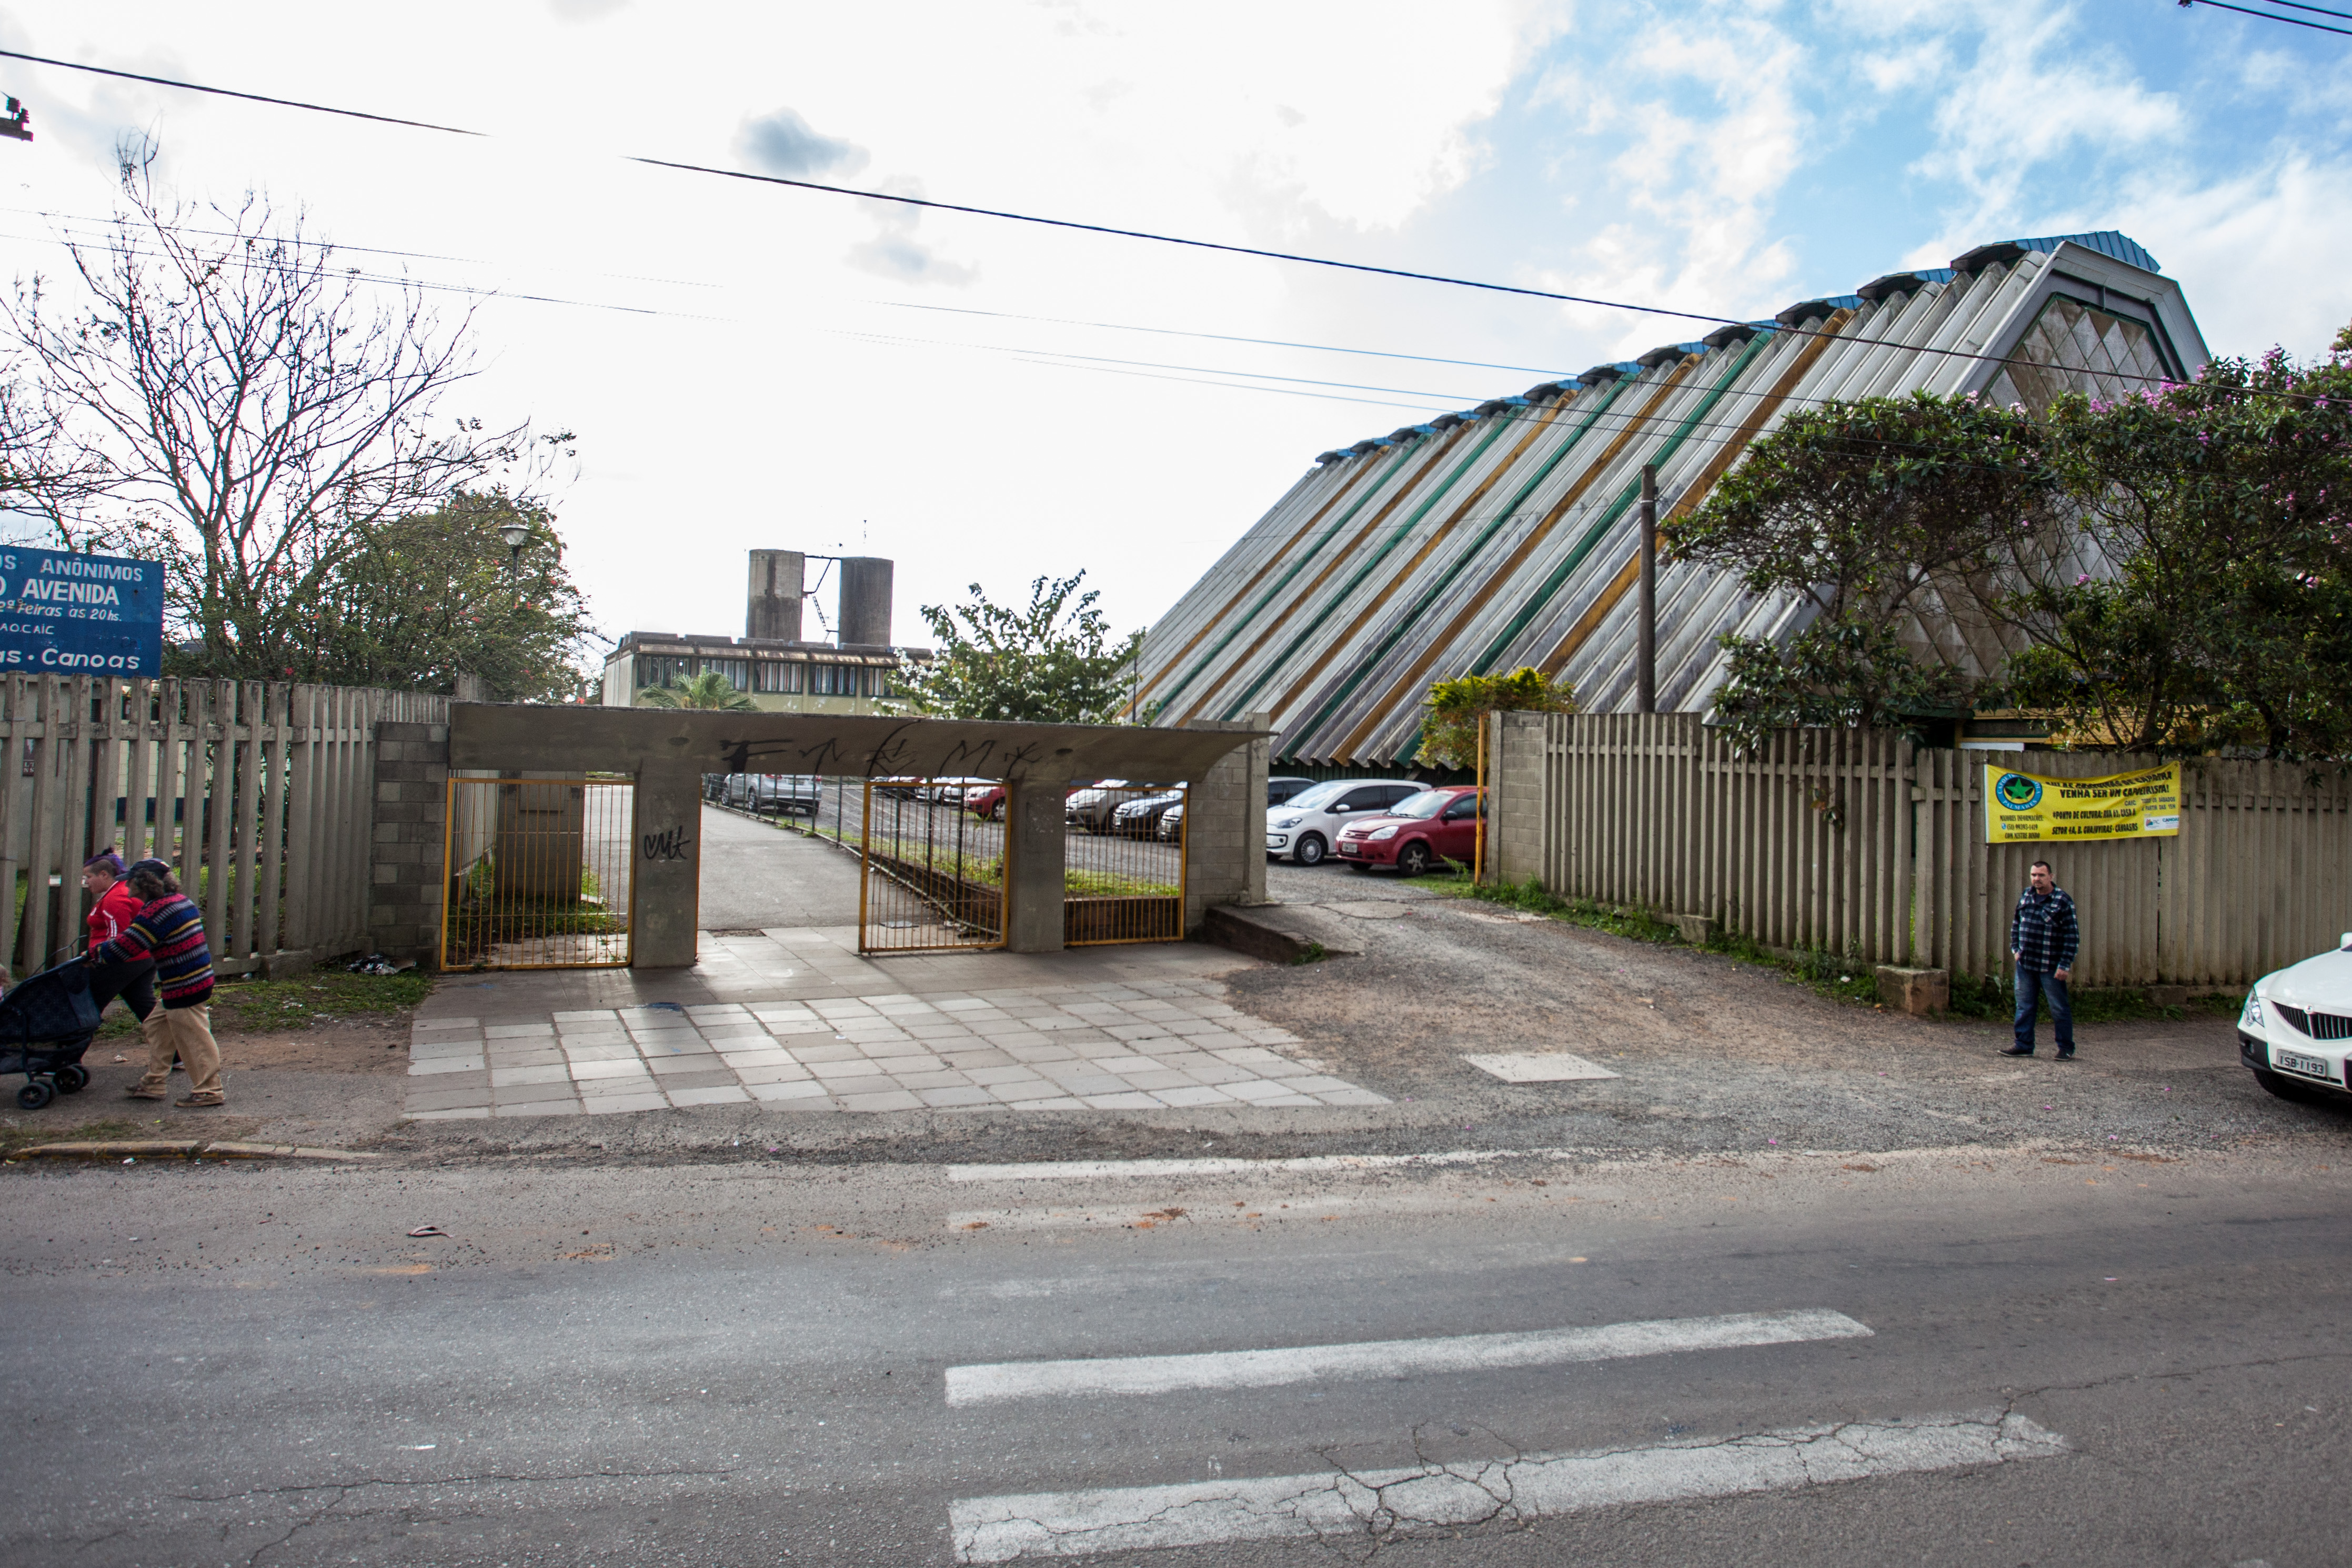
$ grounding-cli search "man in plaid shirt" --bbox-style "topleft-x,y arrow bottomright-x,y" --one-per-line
2003,858 -> 2079,1059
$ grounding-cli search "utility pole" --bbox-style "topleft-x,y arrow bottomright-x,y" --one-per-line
1636,463 -> 1657,713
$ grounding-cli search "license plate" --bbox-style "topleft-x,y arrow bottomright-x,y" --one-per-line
2276,1048 -> 2332,1080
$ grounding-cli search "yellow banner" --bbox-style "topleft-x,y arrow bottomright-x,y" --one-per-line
1984,762 -> 2181,844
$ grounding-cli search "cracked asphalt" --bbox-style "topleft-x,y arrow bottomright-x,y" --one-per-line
7,850 -> 2349,1565
5,1135 -> 2349,1566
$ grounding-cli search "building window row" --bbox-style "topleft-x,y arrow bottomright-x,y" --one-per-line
635,655 -> 892,698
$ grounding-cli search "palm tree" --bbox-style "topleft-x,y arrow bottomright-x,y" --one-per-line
638,670 -> 758,711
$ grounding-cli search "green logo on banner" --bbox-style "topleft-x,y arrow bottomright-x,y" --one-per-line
1995,772 -> 2043,811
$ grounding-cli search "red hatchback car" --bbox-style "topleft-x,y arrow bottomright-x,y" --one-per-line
1334,786 -> 1483,876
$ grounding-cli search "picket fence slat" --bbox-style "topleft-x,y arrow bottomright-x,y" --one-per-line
1512,713 -> 2352,990
0,676 -> 450,977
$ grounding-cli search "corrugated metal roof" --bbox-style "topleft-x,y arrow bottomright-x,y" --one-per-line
1138,235 -> 2208,766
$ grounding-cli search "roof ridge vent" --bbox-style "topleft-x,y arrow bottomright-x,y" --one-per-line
1950,240 -> 2026,276
1774,295 -> 1864,328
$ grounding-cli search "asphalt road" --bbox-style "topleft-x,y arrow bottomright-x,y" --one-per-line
6,1145 -> 2347,1567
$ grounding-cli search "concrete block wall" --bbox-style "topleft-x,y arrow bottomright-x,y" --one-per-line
1183,715 -> 1269,931
369,721 -> 450,964
1486,710 -> 1550,887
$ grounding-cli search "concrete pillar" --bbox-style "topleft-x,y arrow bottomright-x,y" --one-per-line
1002,778 -> 1067,953
1487,709 -> 1551,888
632,762 -> 703,967
1183,715 -> 1268,930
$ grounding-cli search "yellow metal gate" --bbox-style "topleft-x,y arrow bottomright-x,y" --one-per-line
1065,783 -> 1187,944
440,777 -> 635,969
858,777 -> 1008,955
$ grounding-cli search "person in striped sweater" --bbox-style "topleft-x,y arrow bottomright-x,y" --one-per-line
92,858 -> 224,1107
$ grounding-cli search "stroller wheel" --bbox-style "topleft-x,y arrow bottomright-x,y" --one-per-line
56,1065 -> 89,1093
16,1081 -> 53,1110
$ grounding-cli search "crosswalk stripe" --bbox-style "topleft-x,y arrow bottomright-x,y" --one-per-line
944,1307 -> 1869,1406
944,1149 -> 1571,1182
950,1410 -> 2066,1562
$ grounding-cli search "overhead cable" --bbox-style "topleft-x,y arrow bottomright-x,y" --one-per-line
2177,0 -> 2352,35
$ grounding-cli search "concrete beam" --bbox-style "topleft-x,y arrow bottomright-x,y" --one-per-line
448,704 -> 1268,783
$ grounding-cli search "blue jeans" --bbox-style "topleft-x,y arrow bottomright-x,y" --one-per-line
2013,968 -> 2073,1054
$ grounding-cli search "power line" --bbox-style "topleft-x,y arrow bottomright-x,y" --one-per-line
2178,0 -> 2352,35
0,46 -> 485,134
0,43 -> 2223,398
878,300 -> 1572,378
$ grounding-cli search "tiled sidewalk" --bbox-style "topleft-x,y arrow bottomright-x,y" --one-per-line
407,972 -> 1387,1120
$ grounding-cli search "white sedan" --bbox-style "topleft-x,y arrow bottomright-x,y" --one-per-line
2239,933 -> 2352,1101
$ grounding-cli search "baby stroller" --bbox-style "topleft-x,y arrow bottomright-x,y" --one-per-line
0,959 -> 103,1110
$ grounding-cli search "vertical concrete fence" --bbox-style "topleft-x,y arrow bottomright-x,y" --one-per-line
1488,711 -> 2352,988
0,676 -> 448,977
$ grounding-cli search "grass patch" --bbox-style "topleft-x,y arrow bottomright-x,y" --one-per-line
1454,875 -> 1685,945
207,970 -> 434,1034
1290,940 -> 1329,966
1943,971 -> 2239,1026
0,1115 -> 144,1157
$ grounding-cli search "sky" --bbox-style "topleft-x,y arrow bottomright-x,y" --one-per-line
0,0 -> 2346,662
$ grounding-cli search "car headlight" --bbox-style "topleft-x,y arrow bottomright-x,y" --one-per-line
1275,816 -> 1301,829
2244,990 -> 2263,1028
1368,825 -> 1399,841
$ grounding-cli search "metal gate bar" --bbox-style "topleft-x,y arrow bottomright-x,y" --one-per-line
1064,783 -> 1187,945
859,777 -> 1007,954
440,777 -> 635,969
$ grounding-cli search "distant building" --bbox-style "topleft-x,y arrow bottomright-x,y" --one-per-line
599,551 -> 926,714
1137,232 -> 2209,769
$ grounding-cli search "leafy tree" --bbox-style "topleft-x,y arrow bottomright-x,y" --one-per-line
7,136 -> 568,678
2004,344 -> 2352,757
1666,391 -> 2059,750
1666,390 -> 2059,622
300,490 -> 595,701
895,572 -> 1142,725
1415,667 -> 1575,769
639,670 -> 758,711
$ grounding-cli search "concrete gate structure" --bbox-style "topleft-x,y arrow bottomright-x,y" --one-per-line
444,703 -> 1269,967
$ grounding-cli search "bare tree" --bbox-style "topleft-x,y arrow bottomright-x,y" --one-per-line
8,136 -> 563,676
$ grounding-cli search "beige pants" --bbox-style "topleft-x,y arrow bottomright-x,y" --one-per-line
137,1005 -> 222,1100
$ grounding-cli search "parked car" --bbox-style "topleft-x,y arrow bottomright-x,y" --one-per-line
1268,776 -> 1316,808
728,773 -> 824,816
965,783 -> 1008,821
1264,778 -> 1423,866
1157,799 -> 1184,841
916,776 -> 992,805
1066,779 -> 1134,834
1335,786 -> 1484,876
1111,790 -> 1184,837
703,773 -> 730,802
2238,932 -> 2352,1101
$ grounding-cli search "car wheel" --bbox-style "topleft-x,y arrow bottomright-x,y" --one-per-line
1397,840 -> 1433,877
1295,833 -> 1327,867
2253,1067 -> 2318,1102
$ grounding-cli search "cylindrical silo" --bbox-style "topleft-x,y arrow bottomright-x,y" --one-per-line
838,556 -> 893,647
746,550 -> 805,642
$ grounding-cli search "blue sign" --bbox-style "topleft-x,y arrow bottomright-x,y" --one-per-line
0,546 -> 164,677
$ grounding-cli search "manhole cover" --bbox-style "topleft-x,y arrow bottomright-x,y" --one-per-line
1461,1052 -> 1621,1083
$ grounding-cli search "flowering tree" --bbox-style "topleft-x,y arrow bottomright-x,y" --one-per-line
2004,345 -> 2352,757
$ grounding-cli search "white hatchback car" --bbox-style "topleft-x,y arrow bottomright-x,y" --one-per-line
1264,778 -> 1423,867
2238,932 -> 2352,1101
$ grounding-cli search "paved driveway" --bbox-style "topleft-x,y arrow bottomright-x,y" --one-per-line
697,803 -> 860,929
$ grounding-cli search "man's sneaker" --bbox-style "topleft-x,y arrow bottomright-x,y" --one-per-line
174,1094 -> 224,1108
1999,1045 -> 2034,1057
2055,1050 -> 2076,1061
125,1085 -> 168,1100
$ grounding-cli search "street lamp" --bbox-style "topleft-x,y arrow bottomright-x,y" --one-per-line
498,519 -> 530,593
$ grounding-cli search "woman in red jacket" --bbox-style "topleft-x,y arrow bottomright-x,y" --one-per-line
79,849 -> 158,1035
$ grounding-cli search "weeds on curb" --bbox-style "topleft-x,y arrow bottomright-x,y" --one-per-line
1439,874 -> 2239,1022
0,1116 -> 142,1157
1291,941 -> 1329,965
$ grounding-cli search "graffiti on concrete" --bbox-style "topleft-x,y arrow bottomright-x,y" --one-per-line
641,825 -> 692,862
